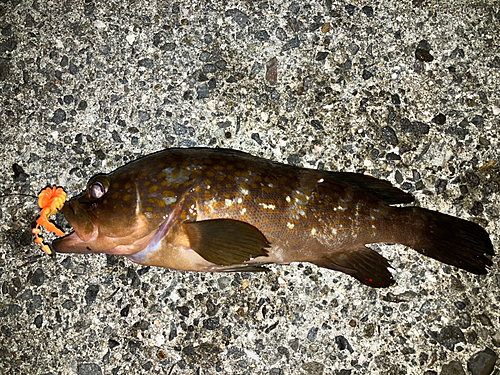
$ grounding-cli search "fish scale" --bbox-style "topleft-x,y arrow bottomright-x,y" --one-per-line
53,147 -> 494,288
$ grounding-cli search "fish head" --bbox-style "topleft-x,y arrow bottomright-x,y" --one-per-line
52,172 -> 157,255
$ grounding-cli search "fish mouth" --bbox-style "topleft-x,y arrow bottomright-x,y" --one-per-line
52,200 -> 99,254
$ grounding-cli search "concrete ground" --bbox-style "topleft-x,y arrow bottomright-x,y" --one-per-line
0,0 -> 499,374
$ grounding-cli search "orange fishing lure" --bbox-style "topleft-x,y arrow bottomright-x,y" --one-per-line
32,186 -> 67,255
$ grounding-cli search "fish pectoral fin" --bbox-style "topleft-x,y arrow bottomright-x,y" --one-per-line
313,247 -> 395,288
183,219 -> 270,266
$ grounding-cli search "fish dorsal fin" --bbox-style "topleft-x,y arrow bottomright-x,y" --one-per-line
323,172 -> 414,205
183,219 -> 270,266
313,246 -> 395,288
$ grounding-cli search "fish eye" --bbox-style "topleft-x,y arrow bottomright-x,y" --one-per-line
87,175 -> 110,199
89,181 -> 106,199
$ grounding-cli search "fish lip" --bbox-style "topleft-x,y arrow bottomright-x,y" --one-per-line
52,231 -> 95,254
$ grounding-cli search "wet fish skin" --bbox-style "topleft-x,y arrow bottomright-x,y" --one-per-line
52,148 -> 495,287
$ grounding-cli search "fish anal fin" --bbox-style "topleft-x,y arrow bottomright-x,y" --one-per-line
183,219 -> 270,266
220,265 -> 270,273
313,247 -> 395,288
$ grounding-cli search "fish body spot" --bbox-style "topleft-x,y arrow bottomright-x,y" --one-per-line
294,191 -> 308,203
239,181 -> 250,190
123,194 -> 132,202
162,196 -> 177,206
124,182 -> 132,190
258,203 -> 276,210
241,188 -> 249,195
225,199 -> 233,207
190,170 -> 202,179
263,186 -> 275,194
149,198 -> 166,207
149,185 -> 158,193
338,200 -> 348,210
162,190 -> 175,197
287,222 -> 295,229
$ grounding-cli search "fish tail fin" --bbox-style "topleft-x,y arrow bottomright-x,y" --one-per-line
394,207 -> 494,274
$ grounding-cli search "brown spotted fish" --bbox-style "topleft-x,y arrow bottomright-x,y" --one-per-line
53,148 -> 494,287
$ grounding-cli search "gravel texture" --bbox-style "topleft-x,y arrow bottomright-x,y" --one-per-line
0,0 -> 499,374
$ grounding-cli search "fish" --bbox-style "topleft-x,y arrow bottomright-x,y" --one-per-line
52,147 -> 495,287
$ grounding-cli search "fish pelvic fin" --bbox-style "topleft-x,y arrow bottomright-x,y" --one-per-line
394,207 -> 494,275
313,247 -> 395,288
